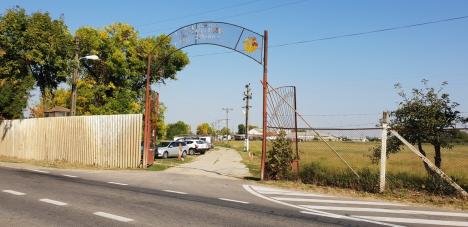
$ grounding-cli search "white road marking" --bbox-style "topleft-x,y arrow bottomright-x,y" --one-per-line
300,211 -> 402,227
356,215 -> 468,227
62,174 -> 78,178
301,205 -> 468,218
94,212 -> 134,222
261,191 -> 335,197
273,197 -> 406,206
250,186 -> 333,197
107,182 -> 128,186
2,190 -> 26,195
39,198 -> 67,206
30,169 -> 49,173
218,198 -> 249,204
163,190 -> 187,195
243,185 -> 400,227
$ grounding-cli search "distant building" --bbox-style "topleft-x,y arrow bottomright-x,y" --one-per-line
44,106 -> 70,117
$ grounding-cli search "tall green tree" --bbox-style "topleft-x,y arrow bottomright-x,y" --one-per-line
0,7 -> 35,119
166,121 -> 191,139
73,23 -> 189,115
372,80 -> 466,175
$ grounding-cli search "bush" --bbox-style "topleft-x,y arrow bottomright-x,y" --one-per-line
266,130 -> 295,180
300,161 -> 461,195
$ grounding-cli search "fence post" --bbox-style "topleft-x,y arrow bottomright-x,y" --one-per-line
379,111 -> 389,193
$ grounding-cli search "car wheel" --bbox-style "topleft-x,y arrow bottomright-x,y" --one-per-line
162,151 -> 168,159
189,148 -> 195,155
182,151 -> 187,158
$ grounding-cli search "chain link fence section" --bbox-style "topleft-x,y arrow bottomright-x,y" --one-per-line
297,128 -> 382,192
384,129 -> 468,196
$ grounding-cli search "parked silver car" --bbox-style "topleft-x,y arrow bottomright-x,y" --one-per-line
157,141 -> 188,159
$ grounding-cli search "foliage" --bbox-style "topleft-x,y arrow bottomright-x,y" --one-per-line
196,123 -> 214,136
266,130 -> 294,180
29,88 -> 70,117
166,121 -> 191,139
237,124 -> 258,134
219,127 -> 231,136
0,77 -> 34,119
150,92 -> 166,140
0,7 -> 74,108
300,162 -> 462,195
376,80 -> 466,175
72,23 -> 189,115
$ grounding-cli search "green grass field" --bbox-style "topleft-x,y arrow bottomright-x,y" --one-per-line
217,140 -> 468,188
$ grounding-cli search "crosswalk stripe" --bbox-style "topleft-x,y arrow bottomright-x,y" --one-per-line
356,215 -> 468,226
272,197 -> 407,206
250,186 -> 334,197
301,205 -> 468,218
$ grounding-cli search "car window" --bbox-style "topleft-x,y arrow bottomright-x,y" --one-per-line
200,138 -> 206,141
196,140 -> 203,144
159,142 -> 170,147
186,141 -> 193,144
181,142 -> 186,146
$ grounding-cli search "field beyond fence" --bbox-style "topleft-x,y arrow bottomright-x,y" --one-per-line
220,139 -> 468,195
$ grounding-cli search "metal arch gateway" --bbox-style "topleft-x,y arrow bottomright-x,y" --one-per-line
142,22 -> 270,180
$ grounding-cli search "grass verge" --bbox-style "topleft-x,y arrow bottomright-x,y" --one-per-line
148,156 -> 195,171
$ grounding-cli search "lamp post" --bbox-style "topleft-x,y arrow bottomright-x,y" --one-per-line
70,53 -> 100,116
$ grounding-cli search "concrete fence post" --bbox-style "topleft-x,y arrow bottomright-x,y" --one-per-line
379,111 -> 389,193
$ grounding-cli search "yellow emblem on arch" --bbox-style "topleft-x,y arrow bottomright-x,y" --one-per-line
243,37 -> 259,53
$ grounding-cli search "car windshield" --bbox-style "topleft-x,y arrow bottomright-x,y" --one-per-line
158,142 -> 171,147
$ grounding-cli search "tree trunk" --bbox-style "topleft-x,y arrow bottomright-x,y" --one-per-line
434,142 -> 442,168
418,142 -> 435,176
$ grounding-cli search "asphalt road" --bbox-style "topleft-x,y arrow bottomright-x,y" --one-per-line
1,148 -> 467,227
0,166 -> 372,227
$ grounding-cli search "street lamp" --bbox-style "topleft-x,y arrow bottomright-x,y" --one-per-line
70,54 -> 100,116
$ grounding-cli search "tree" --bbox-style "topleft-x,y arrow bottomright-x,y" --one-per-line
72,23 -> 189,115
25,10 -> 73,105
266,130 -> 294,180
166,121 -> 191,139
0,76 -> 34,120
150,92 -> 167,140
0,8 -> 36,120
219,127 -> 231,136
30,88 -> 70,117
196,123 -> 214,136
372,80 -> 466,175
237,124 -> 258,134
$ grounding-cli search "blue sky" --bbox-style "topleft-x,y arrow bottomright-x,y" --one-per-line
1,0 -> 467,131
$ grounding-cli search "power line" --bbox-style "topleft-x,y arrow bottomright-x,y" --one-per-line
137,0 -> 262,28
214,0 -> 308,21
140,0 -> 308,35
188,15 -> 468,58
271,15 -> 468,48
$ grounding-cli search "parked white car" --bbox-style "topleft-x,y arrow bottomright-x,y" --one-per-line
157,141 -> 188,159
184,139 -> 210,155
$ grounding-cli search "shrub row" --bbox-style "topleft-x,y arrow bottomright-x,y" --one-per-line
300,162 -> 466,195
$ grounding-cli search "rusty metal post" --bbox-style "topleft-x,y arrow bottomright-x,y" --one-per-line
293,86 -> 299,173
143,54 -> 152,168
260,30 -> 268,181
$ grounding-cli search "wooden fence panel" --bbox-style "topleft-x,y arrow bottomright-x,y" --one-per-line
0,114 -> 142,168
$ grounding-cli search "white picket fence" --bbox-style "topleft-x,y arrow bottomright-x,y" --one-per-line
0,114 -> 142,168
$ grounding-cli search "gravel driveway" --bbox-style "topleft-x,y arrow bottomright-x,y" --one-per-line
164,147 -> 250,179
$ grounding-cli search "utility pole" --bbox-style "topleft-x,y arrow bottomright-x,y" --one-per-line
242,83 -> 252,152
221,107 -> 233,139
